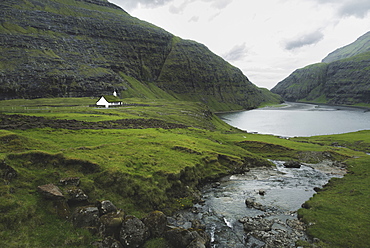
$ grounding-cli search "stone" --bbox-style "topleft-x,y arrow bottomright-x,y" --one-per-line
59,177 -> 80,186
72,206 -> 100,229
165,226 -> 209,248
245,198 -> 266,211
99,210 -> 125,238
37,184 -> 65,200
67,188 -> 88,202
212,182 -> 221,188
258,189 -> 266,195
92,237 -> 123,248
283,161 -> 301,168
97,200 -> 118,215
141,211 -> 167,238
187,239 -> 206,248
119,215 -> 150,248
239,217 -> 274,232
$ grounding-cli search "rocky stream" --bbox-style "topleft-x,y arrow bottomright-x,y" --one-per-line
169,160 -> 346,247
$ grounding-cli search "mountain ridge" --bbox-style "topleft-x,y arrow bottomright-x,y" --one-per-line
322,31 -> 370,63
0,0 -> 281,111
271,31 -> 370,106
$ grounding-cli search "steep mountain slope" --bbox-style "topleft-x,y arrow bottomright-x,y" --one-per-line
271,32 -> 370,106
322,31 -> 370,63
0,0 -> 281,111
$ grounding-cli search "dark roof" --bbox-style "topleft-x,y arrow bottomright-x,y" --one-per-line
102,95 -> 122,103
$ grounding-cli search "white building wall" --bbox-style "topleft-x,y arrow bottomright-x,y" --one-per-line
96,97 -> 110,108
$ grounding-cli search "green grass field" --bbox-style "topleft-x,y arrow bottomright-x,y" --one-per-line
0,97 -> 369,247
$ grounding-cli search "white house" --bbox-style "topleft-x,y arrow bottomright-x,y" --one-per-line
96,91 -> 122,108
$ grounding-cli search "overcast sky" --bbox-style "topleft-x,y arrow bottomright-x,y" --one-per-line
109,0 -> 370,89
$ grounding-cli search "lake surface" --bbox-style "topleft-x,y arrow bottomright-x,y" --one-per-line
218,102 -> 370,137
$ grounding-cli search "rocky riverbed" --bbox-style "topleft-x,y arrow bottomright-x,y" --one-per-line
169,160 -> 346,247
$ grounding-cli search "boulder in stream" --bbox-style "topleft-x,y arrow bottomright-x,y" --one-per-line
239,216 -> 274,232
283,161 -> 301,168
165,226 -> 210,248
245,198 -> 266,211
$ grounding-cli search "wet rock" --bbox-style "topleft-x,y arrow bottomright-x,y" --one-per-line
190,219 -> 206,231
313,187 -> 322,192
239,217 -> 274,232
72,206 -> 100,229
97,200 -> 118,215
99,210 -> 125,238
245,198 -> 266,211
258,189 -> 266,195
142,211 -> 167,238
119,215 -> 149,248
187,239 -> 206,248
286,219 -> 306,232
37,184 -> 65,200
165,226 -> 209,248
212,182 -> 221,188
283,161 -> 301,168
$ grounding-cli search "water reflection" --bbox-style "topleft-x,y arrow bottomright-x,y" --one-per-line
218,102 -> 370,137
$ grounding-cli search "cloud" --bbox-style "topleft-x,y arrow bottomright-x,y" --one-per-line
206,0 -> 234,10
167,0 -> 233,14
308,0 -> 370,18
223,43 -> 249,62
188,16 -> 199,22
338,0 -> 370,18
169,0 -> 194,14
284,31 -> 324,50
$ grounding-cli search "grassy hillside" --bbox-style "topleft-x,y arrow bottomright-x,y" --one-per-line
0,0 -> 281,111
322,31 -> 370,63
271,51 -> 370,106
0,98 -> 369,247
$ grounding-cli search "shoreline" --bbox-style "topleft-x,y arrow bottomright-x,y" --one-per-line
215,101 -> 370,115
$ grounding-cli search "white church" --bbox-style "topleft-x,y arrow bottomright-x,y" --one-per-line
96,90 -> 122,108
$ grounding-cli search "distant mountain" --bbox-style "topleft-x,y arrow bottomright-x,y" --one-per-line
271,32 -> 370,106
0,0 -> 281,111
322,31 -> 370,63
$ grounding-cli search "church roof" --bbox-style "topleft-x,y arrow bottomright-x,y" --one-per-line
102,95 -> 122,103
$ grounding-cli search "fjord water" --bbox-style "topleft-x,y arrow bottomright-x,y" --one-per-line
218,102 -> 370,137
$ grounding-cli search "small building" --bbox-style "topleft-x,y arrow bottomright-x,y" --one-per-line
96,92 -> 122,108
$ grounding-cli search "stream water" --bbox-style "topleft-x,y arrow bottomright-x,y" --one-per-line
170,102 -> 367,247
170,161 -> 346,247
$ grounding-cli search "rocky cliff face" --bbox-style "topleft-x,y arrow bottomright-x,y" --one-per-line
0,0 -> 281,111
271,32 -> 370,106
